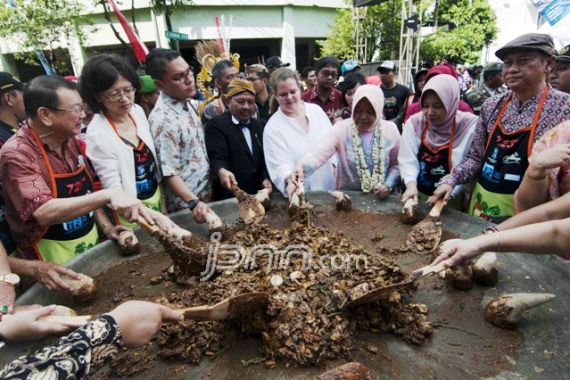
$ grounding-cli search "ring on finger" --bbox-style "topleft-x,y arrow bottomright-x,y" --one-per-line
1,304 -> 9,314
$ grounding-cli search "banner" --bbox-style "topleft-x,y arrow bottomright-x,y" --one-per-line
531,0 -> 570,26
107,0 -> 149,62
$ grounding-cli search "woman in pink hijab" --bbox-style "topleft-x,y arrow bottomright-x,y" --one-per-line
398,74 -> 478,209
403,64 -> 473,123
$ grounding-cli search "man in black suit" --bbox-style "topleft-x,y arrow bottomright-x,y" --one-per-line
205,78 -> 273,200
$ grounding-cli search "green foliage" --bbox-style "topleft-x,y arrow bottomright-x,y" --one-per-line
0,0 -> 88,73
421,0 -> 497,64
317,0 -> 497,65
316,7 -> 355,60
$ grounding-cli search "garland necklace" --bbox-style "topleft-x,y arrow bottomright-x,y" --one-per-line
351,121 -> 385,192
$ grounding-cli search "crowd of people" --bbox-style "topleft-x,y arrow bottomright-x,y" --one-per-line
1,31 -> 570,377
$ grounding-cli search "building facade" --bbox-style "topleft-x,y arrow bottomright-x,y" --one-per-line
0,0 -> 347,80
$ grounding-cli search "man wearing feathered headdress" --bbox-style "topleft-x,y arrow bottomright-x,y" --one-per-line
194,40 -> 240,122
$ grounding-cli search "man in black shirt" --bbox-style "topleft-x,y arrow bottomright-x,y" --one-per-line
378,61 -> 412,132
205,79 -> 272,201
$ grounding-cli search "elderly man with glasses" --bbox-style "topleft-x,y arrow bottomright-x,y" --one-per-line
0,76 -> 149,281
301,56 -> 343,122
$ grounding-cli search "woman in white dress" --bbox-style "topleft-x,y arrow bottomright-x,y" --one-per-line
263,68 -> 336,196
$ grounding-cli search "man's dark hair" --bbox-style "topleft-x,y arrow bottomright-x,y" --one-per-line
483,70 -> 500,82
212,59 -> 234,81
79,54 -> 140,114
301,66 -> 315,79
315,56 -> 340,73
145,48 -> 181,80
24,76 -> 78,119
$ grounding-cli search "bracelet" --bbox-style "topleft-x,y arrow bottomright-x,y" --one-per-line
492,232 -> 502,251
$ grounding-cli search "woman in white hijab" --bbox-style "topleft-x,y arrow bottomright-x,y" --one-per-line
399,74 -> 478,209
289,84 -> 401,198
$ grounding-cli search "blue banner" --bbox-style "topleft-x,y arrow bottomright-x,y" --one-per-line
532,0 -> 570,26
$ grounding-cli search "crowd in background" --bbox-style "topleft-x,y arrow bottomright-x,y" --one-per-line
1,31 -> 570,377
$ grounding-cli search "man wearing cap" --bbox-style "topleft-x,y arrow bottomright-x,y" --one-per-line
340,59 -> 361,79
205,79 -> 272,201
136,74 -> 159,117
301,56 -> 343,122
0,72 -> 25,149
265,56 -> 290,74
378,60 -> 412,131
550,44 -> 570,94
431,33 -> 570,222
464,62 -> 506,115
245,64 -> 271,122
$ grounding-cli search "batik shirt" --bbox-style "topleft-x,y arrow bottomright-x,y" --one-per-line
439,87 -> 570,188
0,315 -> 122,379
149,92 -> 211,212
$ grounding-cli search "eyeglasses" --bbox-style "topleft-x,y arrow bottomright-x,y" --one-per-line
319,70 -> 338,79
50,104 -> 87,115
102,87 -> 136,102
247,76 -> 261,82
172,69 -> 193,82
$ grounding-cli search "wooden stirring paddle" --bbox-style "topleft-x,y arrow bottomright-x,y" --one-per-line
41,292 -> 268,326
232,184 -> 265,225
180,291 -> 267,321
345,261 -> 447,309
406,199 -> 445,254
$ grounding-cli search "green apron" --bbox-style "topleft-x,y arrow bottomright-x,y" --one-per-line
469,87 -> 548,221
29,129 -> 99,265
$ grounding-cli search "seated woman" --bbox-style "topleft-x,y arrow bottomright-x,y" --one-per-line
81,54 -> 164,227
291,85 -> 400,198
399,74 -> 478,209
264,68 -> 336,196
514,120 -> 570,213
334,72 -> 366,123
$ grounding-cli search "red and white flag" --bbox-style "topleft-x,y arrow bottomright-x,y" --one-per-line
107,0 -> 149,62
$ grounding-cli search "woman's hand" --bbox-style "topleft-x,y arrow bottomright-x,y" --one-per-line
530,143 -> 570,170
427,184 -> 453,205
401,182 -> 419,203
106,301 -> 182,348
286,167 -> 304,199
192,202 -> 210,224
431,239 -> 482,268
373,183 -> 391,199
0,282 -> 15,315
106,224 -> 131,241
0,305 -> 74,341
30,262 -> 81,292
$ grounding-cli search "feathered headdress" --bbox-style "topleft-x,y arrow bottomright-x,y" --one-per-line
195,16 -> 240,102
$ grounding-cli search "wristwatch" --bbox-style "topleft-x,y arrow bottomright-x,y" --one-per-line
187,199 -> 200,211
0,273 -> 20,287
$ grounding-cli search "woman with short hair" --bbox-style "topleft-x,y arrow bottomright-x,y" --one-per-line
263,68 -> 336,196
81,54 -> 165,226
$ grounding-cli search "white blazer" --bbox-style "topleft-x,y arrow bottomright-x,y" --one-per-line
86,104 -> 162,197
